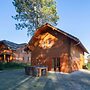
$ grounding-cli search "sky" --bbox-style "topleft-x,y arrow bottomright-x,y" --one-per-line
0,0 -> 90,54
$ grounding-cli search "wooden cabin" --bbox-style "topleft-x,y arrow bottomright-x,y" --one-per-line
0,40 -> 13,62
14,45 -> 31,63
27,23 -> 88,73
0,40 -> 31,63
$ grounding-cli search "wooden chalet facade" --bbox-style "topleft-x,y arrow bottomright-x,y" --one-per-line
0,40 -> 13,62
14,45 -> 31,63
0,40 -> 31,63
27,23 -> 88,73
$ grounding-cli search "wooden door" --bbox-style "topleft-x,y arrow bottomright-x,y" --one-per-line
52,57 -> 60,72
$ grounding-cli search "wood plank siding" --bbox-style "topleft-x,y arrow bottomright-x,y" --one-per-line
0,40 -> 31,63
70,41 -> 84,71
0,42 -> 13,62
27,23 -> 88,73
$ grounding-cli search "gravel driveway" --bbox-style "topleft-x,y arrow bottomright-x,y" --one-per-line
0,69 -> 90,90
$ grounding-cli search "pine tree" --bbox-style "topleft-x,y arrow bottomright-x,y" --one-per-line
12,0 -> 59,35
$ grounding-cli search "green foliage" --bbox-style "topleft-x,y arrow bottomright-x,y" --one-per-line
0,62 -> 30,70
87,63 -> 90,70
87,55 -> 90,62
0,62 -> 5,70
12,0 -> 59,35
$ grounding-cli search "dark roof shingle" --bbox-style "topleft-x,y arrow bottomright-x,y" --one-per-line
0,40 -> 26,50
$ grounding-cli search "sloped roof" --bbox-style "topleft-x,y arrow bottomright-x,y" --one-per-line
28,23 -> 88,53
0,40 -> 26,50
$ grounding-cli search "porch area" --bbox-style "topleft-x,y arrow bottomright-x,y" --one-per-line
0,51 -> 13,62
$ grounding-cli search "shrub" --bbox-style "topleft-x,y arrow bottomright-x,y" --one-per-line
0,62 -> 5,70
0,62 -> 30,70
87,63 -> 90,70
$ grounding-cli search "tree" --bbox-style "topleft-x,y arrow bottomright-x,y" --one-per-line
87,55 -> 90,63
12,0 -> 59,36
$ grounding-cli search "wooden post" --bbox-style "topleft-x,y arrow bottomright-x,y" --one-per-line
4,54 -> 6,62
10,55 -> 13,61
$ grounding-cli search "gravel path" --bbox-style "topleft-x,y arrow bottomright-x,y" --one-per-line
0,69 -> 90,90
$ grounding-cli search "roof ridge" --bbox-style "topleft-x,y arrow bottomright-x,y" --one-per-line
0,40 -> 26,50
30,23 -> 88,53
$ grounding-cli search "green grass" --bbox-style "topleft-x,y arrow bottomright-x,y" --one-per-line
87,63 -> 90,70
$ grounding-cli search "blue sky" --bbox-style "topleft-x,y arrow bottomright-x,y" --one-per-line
0,0 -> 90,53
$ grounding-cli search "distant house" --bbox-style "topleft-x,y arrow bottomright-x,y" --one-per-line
14,44 -> 31,63
0,40 -> 31,63
27,23 -> 88,73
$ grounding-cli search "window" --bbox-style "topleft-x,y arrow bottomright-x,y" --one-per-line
23,57 -> 24,60
52,57 -> 60,68
28,57 -> 29,61
48,38 -> 52,44
57,57 -> 60,67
